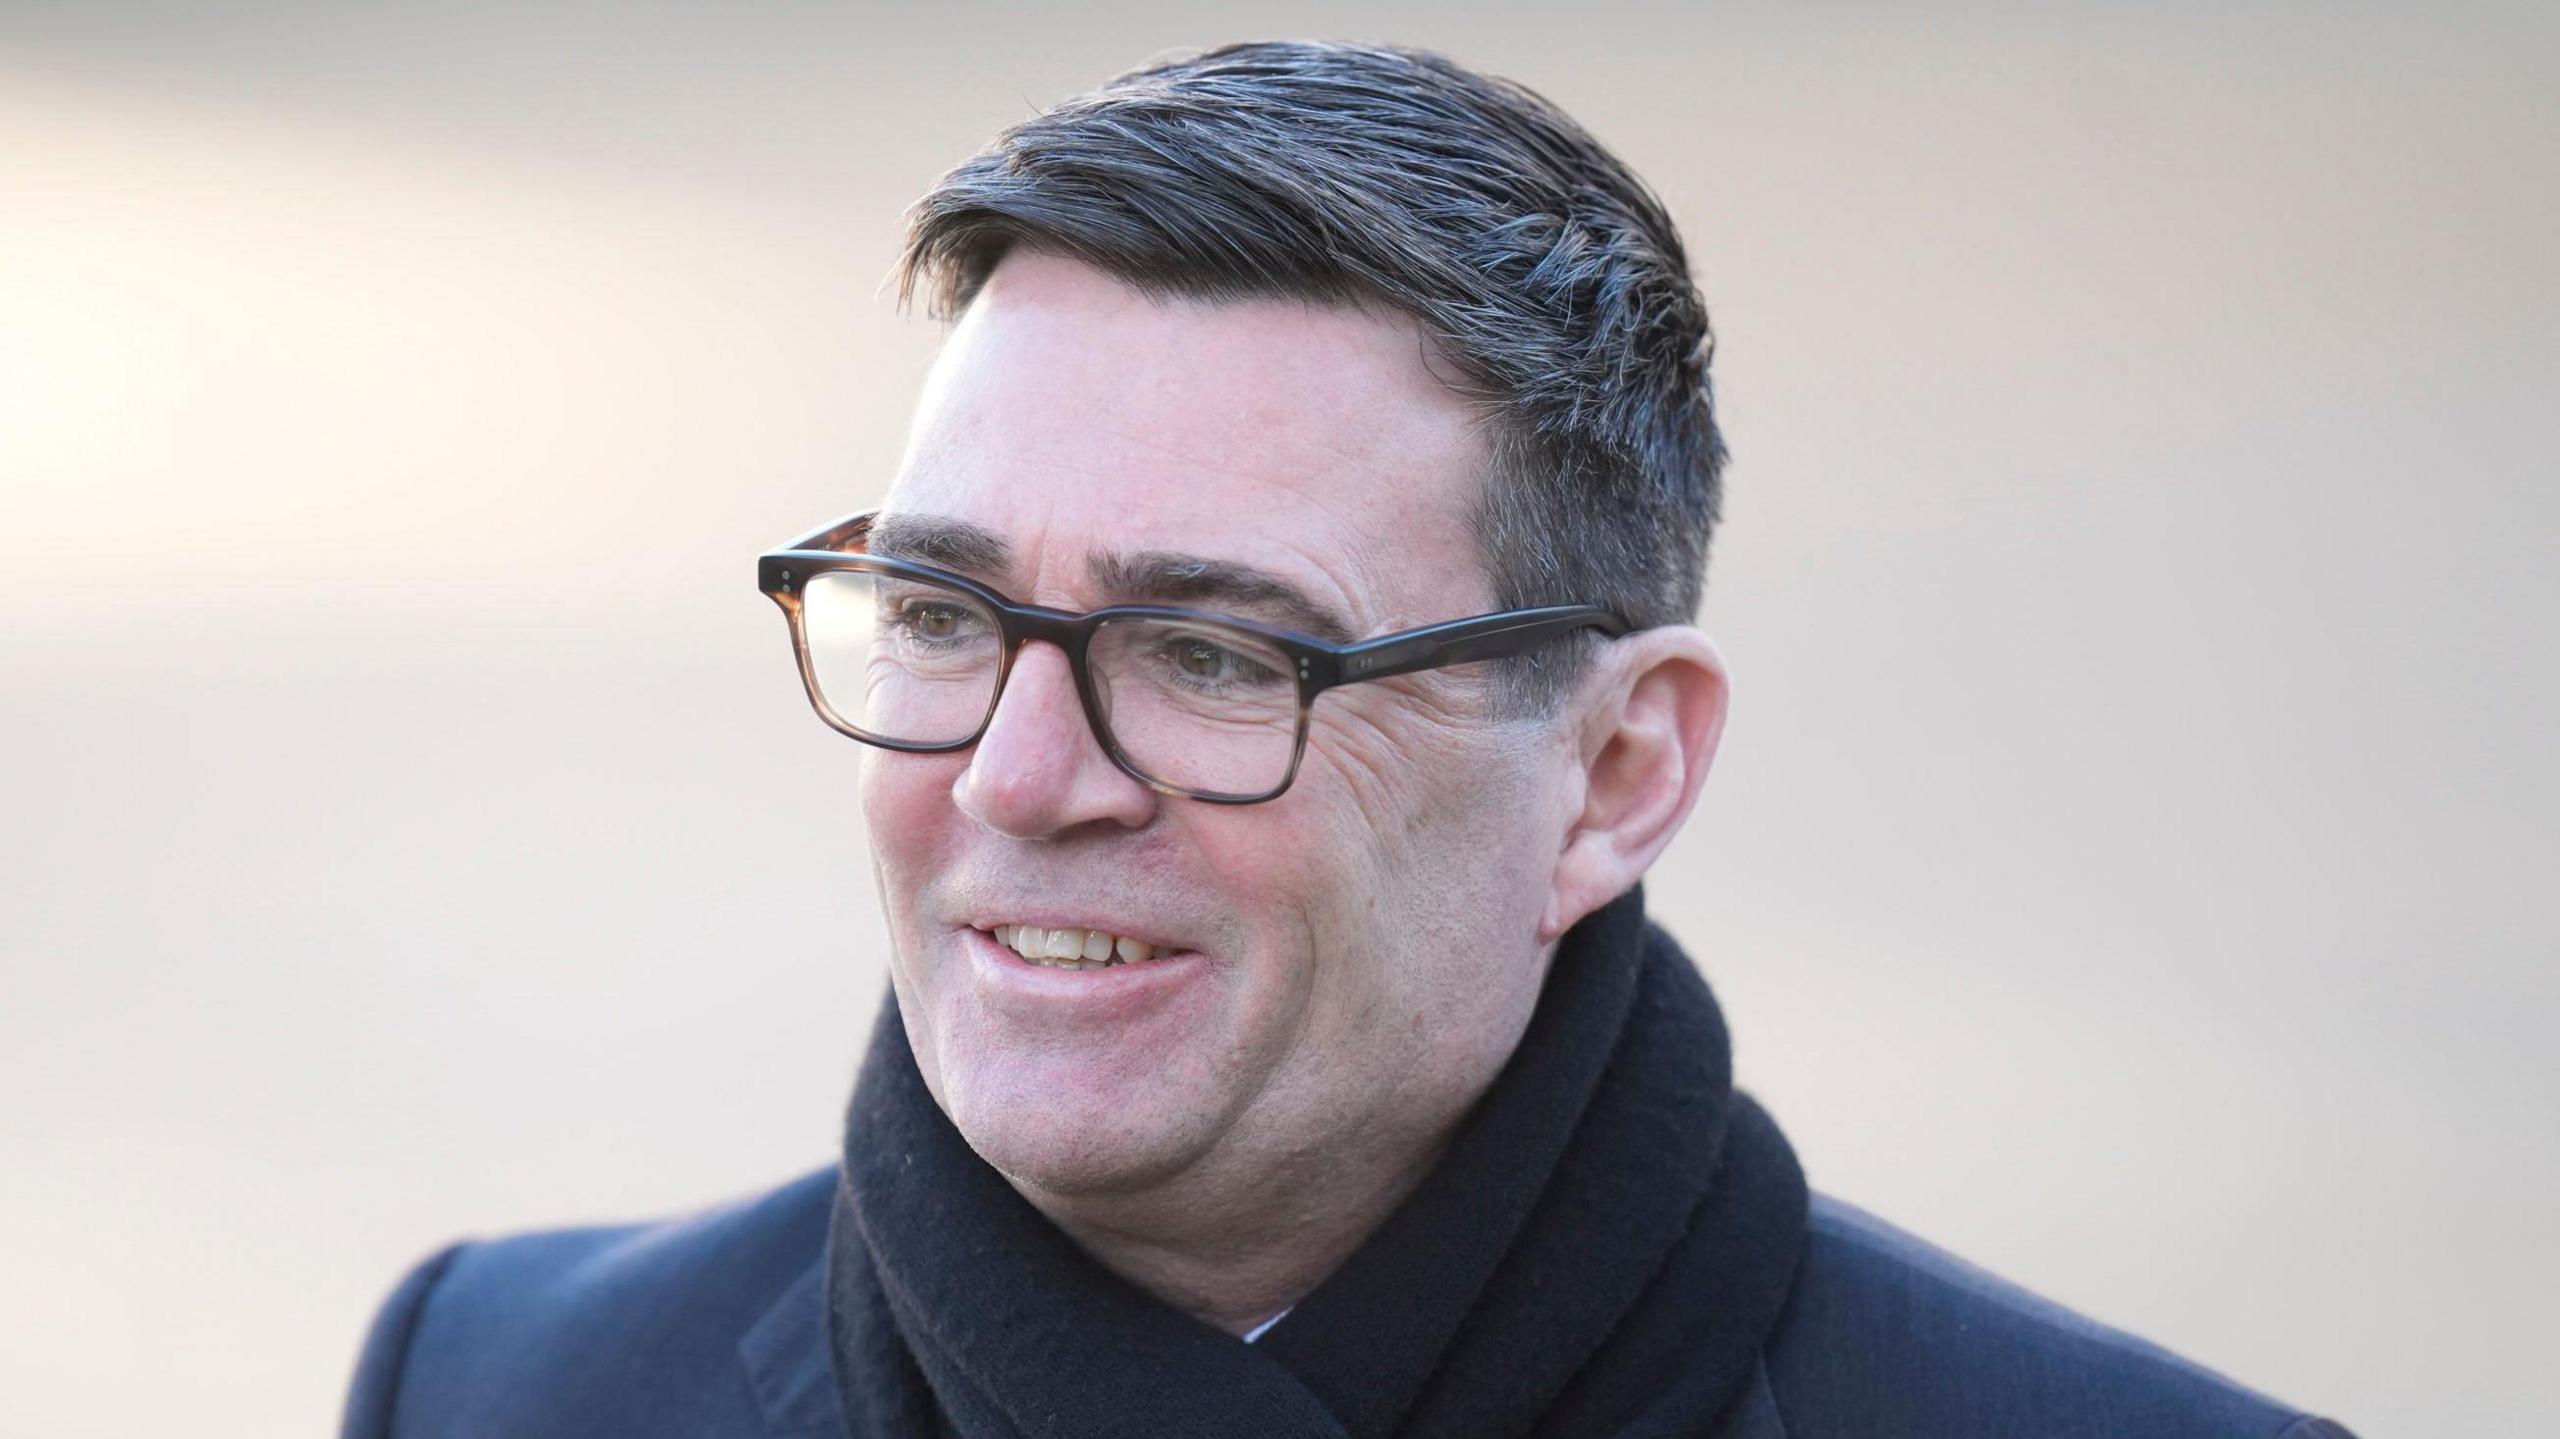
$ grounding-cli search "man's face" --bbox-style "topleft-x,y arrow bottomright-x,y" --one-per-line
862,251 -> 1577,1203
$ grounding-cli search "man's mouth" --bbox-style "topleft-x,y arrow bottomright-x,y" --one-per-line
983,924 -> 1168,971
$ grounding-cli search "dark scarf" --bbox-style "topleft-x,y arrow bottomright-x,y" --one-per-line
825,887 -> 1808,1439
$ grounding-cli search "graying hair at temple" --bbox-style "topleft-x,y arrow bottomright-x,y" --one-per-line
894,39 -> 1724,713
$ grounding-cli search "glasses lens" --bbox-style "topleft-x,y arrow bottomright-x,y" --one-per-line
800,569 -> 1002,745
1089,616 -> 1301,799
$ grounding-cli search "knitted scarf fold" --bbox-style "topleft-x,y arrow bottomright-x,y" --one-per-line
827,887 -> 1808,1439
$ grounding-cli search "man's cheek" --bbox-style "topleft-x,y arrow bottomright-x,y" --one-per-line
858,751 -> 960,866
1188,808 -> 1321,914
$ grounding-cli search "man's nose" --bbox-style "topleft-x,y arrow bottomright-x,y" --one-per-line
952,641 -> 1159,837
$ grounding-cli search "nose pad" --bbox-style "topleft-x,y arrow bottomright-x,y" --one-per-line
952,640 -> 1154,835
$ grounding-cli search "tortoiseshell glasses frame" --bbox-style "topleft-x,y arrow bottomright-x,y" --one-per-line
756,510 -> 1629,804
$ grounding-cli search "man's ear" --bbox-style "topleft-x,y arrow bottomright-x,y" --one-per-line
1538,627 -> 1731,942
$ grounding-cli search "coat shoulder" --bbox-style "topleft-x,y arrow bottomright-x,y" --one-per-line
1756,1193 -> 2352,1439
342,1165 -> 840,1439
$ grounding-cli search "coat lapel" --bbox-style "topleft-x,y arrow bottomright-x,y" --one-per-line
739,1257 -> 848,1436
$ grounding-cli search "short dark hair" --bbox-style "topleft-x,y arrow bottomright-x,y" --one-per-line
896,40 -> 1723,712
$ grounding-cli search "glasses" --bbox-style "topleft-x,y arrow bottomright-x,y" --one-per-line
757,511 -> 1628,804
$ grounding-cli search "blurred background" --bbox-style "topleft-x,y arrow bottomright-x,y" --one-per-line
4,2 -> 2552,1433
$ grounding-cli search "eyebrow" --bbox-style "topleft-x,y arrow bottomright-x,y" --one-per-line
1088,550 -> 1356,643
865,513 -> 1356,643
866,513 -> 1013,575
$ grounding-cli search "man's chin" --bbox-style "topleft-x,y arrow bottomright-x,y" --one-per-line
971,1124 -> 1214,1202
937,1069 -> 1221,1200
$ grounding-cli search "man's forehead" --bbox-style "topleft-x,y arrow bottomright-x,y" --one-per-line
884,252 -> 1502,624
911,253 -> 1494,496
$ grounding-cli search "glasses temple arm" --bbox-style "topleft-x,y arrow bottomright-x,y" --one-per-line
1333,607 -> 1627,685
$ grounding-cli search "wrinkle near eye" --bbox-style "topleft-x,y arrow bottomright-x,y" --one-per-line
1307,678 -> 1499,839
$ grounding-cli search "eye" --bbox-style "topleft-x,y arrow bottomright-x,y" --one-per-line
1173,637 -> 1229,678
1148,629 -> 1286,692
878,594 -> 988,651
904,601 -> 969,639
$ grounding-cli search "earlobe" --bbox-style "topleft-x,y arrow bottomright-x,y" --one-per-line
1538,630 -> 1730,941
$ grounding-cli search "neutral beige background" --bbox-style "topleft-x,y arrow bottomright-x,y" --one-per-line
5,4 -> 2552,1434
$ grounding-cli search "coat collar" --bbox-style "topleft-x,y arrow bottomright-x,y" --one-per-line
729,1262 -> 1795,1439
738,1240 -> 845,1434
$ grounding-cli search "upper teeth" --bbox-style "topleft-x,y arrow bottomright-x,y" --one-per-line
992,924 -> 1158,969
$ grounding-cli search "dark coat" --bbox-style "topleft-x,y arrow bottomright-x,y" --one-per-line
344,1166 -> 2350,1437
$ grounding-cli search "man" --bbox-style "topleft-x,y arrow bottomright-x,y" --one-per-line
344,41 -> 2353,1438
